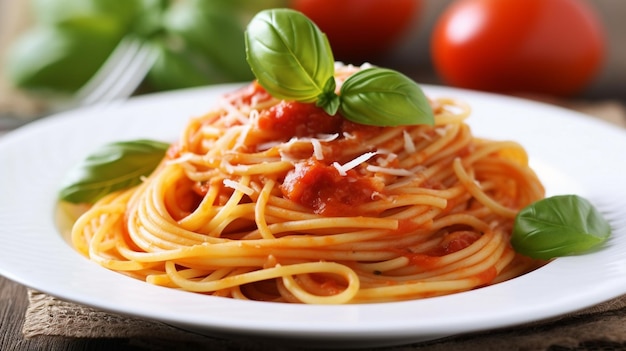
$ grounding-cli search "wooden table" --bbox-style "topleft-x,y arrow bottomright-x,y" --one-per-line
0,276 -> 146,351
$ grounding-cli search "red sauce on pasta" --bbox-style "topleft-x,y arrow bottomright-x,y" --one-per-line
405,253 -> 441,270
439,231 -> 482,255
257,100 -> 382,144
281,159 -> 383,216
258,101 -> 343,138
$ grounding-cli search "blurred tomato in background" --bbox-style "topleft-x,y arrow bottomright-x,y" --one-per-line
290,0 -> 421,64
430,0 -> 606,97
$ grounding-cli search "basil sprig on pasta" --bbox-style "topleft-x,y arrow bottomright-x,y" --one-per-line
244,8 -> 434,127
59,140 -> 168,204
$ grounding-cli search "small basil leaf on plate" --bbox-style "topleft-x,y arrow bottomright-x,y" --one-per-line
244,8 -> 334,102
512,195 -> 611,260
59,139 -> 169,204
339,68 -> 434,127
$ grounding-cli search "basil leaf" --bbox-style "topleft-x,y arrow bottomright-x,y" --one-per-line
243,9 -> 433,128
511,195 -> 611,260
339,68 -> 434,127
316,76 -> 340,115
59,139 -> 169,204
244,8 -> 334,102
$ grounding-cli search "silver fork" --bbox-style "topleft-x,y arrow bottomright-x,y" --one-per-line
0,36 -> 157,132
71,36 -> 157,108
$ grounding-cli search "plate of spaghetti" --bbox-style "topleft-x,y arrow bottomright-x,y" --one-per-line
1,9 -> 626,346
1,75 -> 625,346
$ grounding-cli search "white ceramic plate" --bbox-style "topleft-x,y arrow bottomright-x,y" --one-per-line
1,84 -> 626,348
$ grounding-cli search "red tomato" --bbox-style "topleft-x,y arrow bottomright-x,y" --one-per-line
290,0 -> 421,64
431,0 -> 606,97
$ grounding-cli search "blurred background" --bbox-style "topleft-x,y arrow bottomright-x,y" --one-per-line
1,0 -> 624,124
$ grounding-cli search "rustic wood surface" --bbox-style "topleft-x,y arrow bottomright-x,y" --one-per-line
0,275 -> 148,351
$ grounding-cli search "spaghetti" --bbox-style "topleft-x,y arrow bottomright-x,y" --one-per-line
70,65 -> 546,304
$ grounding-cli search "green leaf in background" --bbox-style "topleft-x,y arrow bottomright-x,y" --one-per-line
245,8 -> 335,102
339,68 -> 435,126
131,0 -> 170,39
163,0 -> 252,82
7,0 -> 285,96
146,38 -> 229,91
511,195 -> 611,260
30,0 -> 144,30
5,20 -> 124,93
59,140 -> 169,204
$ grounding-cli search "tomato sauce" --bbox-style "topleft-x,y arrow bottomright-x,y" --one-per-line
405,253 -> 441,270
475,266 -> 498,285
258,100 -> 343,139
281,159 -> 383,216
315,274 -> 346,296
252,98 -> 390,216
439,230 -> 482,255
403,231 -> 483,270
257,99 -> 382,143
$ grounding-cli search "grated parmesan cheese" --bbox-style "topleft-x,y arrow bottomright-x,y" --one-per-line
418,131 -> 433,141
435,126 -> 448,137
332,151 -> 377,176
403,130 -> 416,153
310,138 -> 324,160
233,109 -> 259,150
315,133 -> 339,142
234,123 -> 252,150
218,98 -> 248,125
371,191 -> 386,201
279,135 -> 338,161
279,149 -> 299,162
370,149 -> 397,167
342,132 -> 356,140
